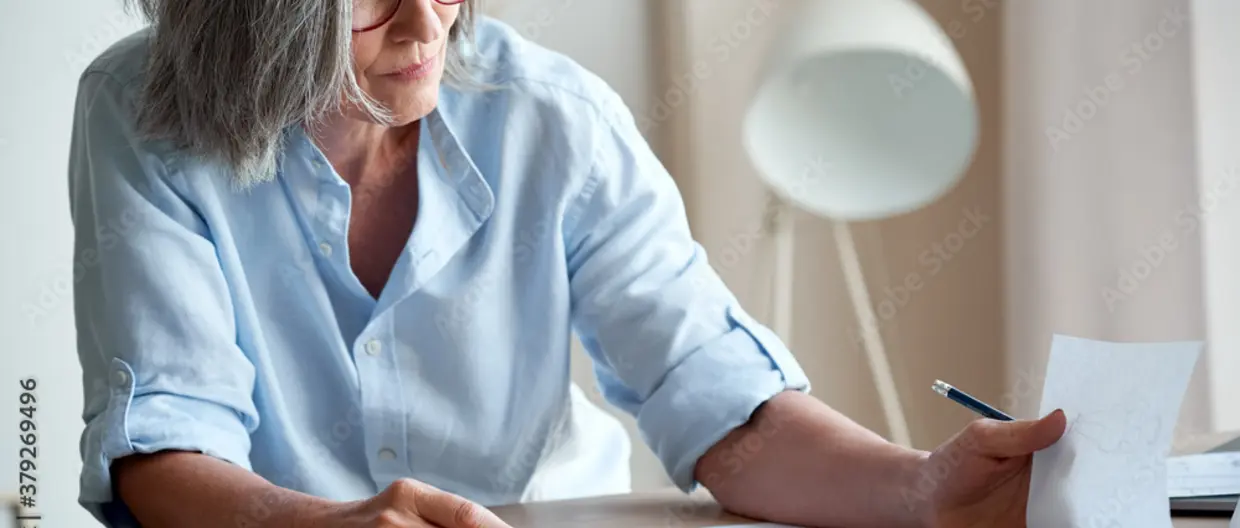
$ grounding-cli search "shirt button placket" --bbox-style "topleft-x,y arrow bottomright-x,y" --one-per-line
359,315 -> 407,480
310,153 -> 346,277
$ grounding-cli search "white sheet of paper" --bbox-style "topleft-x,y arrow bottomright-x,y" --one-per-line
1167,451 -> 1240,498
1027,335 -> 1201,528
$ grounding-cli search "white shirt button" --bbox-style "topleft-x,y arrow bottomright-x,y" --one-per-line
113,369 -> 129,386
378,448 -> 398,461
312,159 -> 325,169
319,242 -> 333,257
365,340 -> 383,356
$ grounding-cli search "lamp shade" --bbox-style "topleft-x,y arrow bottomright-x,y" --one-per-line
744,0 -> 979,221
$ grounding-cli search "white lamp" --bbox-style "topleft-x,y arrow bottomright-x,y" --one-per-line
744,0 -> 979,447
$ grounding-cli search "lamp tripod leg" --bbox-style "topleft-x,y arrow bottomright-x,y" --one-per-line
833,220 -> 913,448
771,200 -> 796,344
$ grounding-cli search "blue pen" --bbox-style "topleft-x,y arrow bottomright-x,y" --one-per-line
932,380 -> 1015,422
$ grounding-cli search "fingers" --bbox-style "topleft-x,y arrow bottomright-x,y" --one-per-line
965,409 -> 1067,459
387,479 -> 512,528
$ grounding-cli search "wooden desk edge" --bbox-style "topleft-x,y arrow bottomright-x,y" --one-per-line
492,489 -> 746,527
493,431 -> 1238,527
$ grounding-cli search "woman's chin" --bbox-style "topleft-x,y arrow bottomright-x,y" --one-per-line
375,92 -> 440,126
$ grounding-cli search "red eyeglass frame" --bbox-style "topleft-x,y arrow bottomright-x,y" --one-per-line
353,0 -> 467,33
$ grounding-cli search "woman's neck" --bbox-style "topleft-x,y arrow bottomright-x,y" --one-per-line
308,110 -> 421,185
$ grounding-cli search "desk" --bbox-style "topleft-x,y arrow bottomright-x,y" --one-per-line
493,431 -> 1239,527
492,490 -> 1231,527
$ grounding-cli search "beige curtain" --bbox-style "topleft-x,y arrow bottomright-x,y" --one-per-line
1002,0 -> 1213,437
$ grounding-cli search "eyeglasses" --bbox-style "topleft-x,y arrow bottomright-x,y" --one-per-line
353,0 -> 466,33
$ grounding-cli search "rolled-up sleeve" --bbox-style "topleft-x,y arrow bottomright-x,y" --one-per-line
564,91 -> 811,493
69,71 -> 259,526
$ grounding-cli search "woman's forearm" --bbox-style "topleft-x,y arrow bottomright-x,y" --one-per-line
113,451 -> 338,528
696,391 -> 931,528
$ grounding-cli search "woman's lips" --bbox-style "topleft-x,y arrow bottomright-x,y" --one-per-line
384,50 -> 440,81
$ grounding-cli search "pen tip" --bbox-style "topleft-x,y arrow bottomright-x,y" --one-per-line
932,380 -> 951,397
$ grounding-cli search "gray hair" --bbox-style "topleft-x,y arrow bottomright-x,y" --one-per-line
124,0 -> 483,188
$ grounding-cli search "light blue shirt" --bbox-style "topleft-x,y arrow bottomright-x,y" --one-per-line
70,17 -> 809,527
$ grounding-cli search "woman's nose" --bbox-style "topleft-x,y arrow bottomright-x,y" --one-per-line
387,0 -> 446,43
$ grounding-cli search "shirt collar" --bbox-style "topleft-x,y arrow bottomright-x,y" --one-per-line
279,89 -> 495,224
423,89 -> 494,222
275,89 -> 496,308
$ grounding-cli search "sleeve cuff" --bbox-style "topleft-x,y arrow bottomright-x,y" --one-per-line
79,358 -> 254,527
637,306 -> 811,493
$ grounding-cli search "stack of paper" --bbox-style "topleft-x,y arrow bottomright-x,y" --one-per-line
1027,335 -> 1202,528
1168,451 -> 1240,498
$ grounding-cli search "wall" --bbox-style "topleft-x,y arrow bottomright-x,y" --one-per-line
665,0 -> 1006,450
0,1 -> 666,525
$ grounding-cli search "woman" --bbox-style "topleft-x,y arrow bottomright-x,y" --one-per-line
70,0 -> 1066,526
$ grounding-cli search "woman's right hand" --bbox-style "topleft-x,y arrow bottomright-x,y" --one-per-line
325,478 -> 513,528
